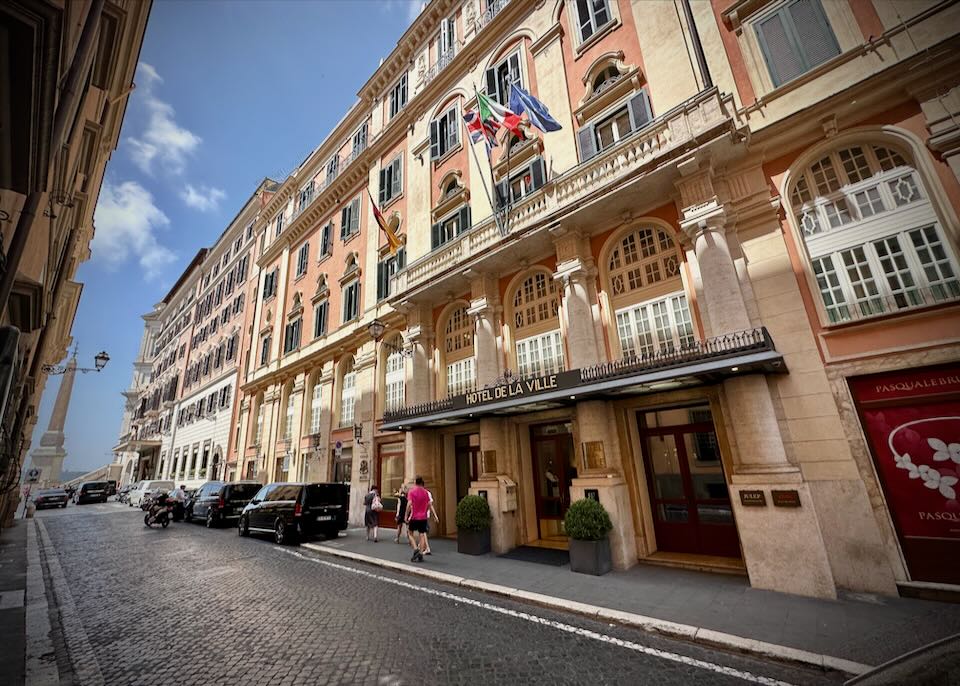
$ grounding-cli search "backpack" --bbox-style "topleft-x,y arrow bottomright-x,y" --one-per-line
371,494 -> 383,511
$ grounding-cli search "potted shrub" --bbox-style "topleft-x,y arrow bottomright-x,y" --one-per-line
455,494 -> 492,555
565,497 -> 613,576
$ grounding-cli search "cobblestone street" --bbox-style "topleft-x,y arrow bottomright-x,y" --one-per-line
29,503 -> 845,685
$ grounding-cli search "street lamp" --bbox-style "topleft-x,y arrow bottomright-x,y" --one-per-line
42,350 -> 110,375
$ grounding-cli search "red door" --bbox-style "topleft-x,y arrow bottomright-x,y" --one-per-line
850,365 -> 960,585
638,408 -> 740,558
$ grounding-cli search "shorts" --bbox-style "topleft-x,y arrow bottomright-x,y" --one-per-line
408,518 -> 428,534
364,510 -> 379,528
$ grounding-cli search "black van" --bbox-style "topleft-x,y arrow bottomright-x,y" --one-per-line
76,481 -> 109,504
187,480 -> 261,528
238,482 -> 349,545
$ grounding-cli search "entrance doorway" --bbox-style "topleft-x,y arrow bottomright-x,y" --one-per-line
530,422 -> 576,543
454,433 -> 480,504
637,405 -> 740,559
377,442 -> 405,528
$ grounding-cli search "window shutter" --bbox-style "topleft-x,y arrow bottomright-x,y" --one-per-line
392,157 -> 402,197
577,125 -> 596,161
446,108 -> 459,151
788,0 -> 839,70
756,11 -> 804,87
378,168 -> 387,205
321,224 -> 330,255
494,180 -> 508,209
431,222 -> 441,250
429,119 -> 440,160
627,90 -> 652,133
458,205 -> 471,235
508,53 -> 521,92
398,247 -> 406,269
340,208 -> 348,239
530,157 -> 546,190
351,198 -> 360,233
377,261 -> 387,300
485,66 -> 498,102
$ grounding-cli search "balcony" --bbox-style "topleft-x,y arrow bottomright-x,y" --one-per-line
390,88 -> 741,299
476,0 -> 510,33
288,140 -> 368,224
425,44 -> 459,86
382,328 -> 783,429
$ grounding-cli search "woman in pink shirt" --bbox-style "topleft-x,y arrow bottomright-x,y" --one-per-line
405,476 -> 430,562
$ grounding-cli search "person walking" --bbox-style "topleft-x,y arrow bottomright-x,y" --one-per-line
405,476 -> 430,562
364,485 -> 382,542
423,488 -> 441,555
394,485 -> 408,543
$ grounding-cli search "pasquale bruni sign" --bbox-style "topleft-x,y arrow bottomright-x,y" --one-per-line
456,370 -> 582,411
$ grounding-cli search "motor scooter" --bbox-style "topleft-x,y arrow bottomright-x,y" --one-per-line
144,497 -> 173,528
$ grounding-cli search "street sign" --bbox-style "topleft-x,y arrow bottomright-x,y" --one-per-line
26,467 -> 40,483
334,440 -> 343,459
353,424 -> 362,441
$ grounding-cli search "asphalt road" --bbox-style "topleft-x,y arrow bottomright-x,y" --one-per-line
36,502 -> 845,685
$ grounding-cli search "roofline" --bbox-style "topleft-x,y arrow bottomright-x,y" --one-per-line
160,248 -> 208,304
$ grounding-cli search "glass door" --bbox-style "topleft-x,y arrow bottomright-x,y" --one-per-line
455,433 -> 480,504
530,423 -> 576,541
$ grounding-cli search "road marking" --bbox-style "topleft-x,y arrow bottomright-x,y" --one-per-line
277,548 -> 797,686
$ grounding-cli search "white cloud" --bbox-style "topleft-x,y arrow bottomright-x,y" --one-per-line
180,184 -> 226,212
91,180 -> 176,280
126,62 -> 201,175
380,0 -> 421,24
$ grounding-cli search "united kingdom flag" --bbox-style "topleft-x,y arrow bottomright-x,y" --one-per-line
463,108 -> 499,156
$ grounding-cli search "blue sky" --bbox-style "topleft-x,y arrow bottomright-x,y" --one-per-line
33,0 -> 424,473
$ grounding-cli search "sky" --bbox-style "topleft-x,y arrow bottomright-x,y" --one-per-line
32,0 -> 425,474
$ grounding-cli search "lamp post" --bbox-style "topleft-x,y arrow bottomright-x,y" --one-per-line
42,350 -> 110,375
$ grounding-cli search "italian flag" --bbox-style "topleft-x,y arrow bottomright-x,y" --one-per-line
476,89 -> 524,141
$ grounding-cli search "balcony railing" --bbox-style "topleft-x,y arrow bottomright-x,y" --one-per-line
390,88 -> 739,298
823,284 -> 960,325
288,139 -> 368,224
425,44 -> 458,85
476,0 -> 510,32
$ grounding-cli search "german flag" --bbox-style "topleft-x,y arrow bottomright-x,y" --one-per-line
368,189 -> 402,254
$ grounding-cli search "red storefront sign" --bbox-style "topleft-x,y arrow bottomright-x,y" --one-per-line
850,364 -> 960,585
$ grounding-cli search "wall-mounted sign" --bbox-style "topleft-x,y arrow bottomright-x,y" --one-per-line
585,488 -> 599,501
482,449 -> 498,475
772,490 -> 801,507
460,370 -> 582,409
739,489 -> 766,507
582,441 -> 606,471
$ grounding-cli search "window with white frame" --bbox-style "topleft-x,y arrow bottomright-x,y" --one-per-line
379,155 -> 403,205
326,155 -> 339,185
430,106 -> 460,161
352,122 -> 368,158
789,143 -> 960,323
438,15 -> 456,60
446,357 -> 475,397
310,382 -> 323,434
516,330 -> 564,377
389,73 -> 408,119
377,248 -> 406,301
431,205 -> 471,250
283,318 -> 301,354
296,242 -> 309,277
259,334 -> 271,366
615,294 -> 695,359
340,197 -> 360,240
607,227 -> 681,298
298,182 -> 314,212
484,49 -> 521,105
274,212 -> 284,238
573,0 -> 613,44
320,223 -> 333,257
342,280 -> 360,323
283,391 -> 295,442
754,0 -> 840,88
255,402 -> 264,445
577,90 -> 652,161
339,362 -> 356,428
444,305 -> 475,396
512,271 -> 560,332
495,157 -> 546,209
313,299 -> 329,338
384,337 -> 405,412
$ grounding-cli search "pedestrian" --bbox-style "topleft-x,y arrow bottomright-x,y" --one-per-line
423,488 -> 441,555
364,485 -> 382,542
405,476 -> 430,562
394,485 -> 408,544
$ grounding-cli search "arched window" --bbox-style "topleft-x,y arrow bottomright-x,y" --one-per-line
510,270 -> 564,377
788,142 -> 960,323
606,226 -> 693,358
443,304 -> 474,396
384,335 -> 405,412
254,400 -> 264,446
339,358 -> 356,428
309,379 -> 323,435
592,65 -> 621,95
283,387 -> 295,442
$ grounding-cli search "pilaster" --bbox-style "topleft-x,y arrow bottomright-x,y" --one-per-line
552,227 -> 603,369
465,270 -> 502,388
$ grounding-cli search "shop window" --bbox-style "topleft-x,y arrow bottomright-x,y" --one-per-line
754,0 -> 840,87
788,143 -> 960,324
577,90 -> 652,161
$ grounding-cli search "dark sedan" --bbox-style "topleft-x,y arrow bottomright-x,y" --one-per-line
187,480 -> 261,528
238,482 -> 350,545
33,489 -> 69,509
75,481 -> 110,504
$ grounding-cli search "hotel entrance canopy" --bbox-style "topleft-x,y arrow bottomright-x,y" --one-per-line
382,328 -> 785,431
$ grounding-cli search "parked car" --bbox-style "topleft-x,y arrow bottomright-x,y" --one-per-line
33,488 -> 69,509
186,481 -> 260,528
75,481 -> 110,504
128,480 -> 174,508
238,482 -> 350,545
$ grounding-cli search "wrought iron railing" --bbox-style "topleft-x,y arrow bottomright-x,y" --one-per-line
384,397 -> 454,423
476,0 -> 510,32
425,44 -> 458,85
823,284 -> 960,325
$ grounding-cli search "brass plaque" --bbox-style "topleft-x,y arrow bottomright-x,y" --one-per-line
482,449 -> 498,475
582,441 -> 606,471
772,490 -> 801,508
739,489 -> 766,507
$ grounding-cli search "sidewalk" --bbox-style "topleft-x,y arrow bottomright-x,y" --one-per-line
0,522 -> 27,685
307,530 -> 960,674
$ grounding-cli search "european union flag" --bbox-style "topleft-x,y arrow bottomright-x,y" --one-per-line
508,84 -> 562,133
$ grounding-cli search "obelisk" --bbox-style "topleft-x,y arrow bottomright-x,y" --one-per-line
28,355 -> 77,486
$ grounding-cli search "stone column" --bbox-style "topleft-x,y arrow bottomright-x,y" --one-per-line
676,167 -> 836,599
465,271 -> 502,387
351,345 -> 377,526
307,364 -> 334,483
470,417 -> 518,554
552,228 -> 603,369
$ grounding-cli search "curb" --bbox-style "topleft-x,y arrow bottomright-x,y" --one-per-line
25,520 -> 59,686
301,542 -> 871,677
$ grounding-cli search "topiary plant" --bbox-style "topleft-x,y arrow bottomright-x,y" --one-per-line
455,494 -> 492,532
564,497 -> 613,541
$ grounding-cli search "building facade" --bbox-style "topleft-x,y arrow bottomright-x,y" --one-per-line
0,0 -> 151,525
113,0 -> 960,600
113,183 -> 275,489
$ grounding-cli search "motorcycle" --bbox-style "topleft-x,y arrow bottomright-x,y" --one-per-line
143,498 -> 173,528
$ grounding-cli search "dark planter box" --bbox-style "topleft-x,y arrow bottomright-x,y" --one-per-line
457,528 -> 491,555
569,537 -> 612,576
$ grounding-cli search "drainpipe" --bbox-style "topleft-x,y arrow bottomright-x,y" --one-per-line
681,0 -> 713,91
0,0 -> 106,317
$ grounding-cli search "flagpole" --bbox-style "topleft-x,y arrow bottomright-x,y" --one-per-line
471,84 -> 508,237
463,108 -> 503,237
